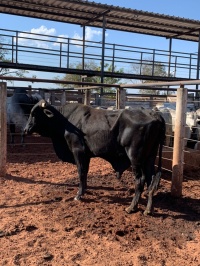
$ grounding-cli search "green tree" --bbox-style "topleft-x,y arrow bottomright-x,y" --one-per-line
58,60 -> 124,93
0,38 -> 29,78
130,58 -> 171,95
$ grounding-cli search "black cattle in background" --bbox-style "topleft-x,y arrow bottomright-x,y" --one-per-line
24,100 -> 166,215
7,88 -> 43,145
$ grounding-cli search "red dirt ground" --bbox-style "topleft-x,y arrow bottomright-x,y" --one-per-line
0,134 -> 200,266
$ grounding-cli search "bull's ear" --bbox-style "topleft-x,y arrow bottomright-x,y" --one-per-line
43,109 -> 54,118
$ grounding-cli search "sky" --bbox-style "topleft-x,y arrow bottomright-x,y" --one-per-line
1,0 -> 200,88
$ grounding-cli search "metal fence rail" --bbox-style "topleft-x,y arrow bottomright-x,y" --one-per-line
0,28 -> 199,80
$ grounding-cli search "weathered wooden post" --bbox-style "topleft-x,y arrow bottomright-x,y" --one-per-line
61,90 -> 66,106
0,82 -> 7,177
94,93 -> 100,106
150,95 -> 154,108
171,85 -> 187,197
84,89 -> 91,106
28,85 -> 32,95
78,90 -> 83,104
50,91 -> 56,105
116,87 -> 126,109
39,89 -> 45,100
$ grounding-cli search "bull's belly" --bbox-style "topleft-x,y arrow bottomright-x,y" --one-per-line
88,145 -> 131,174
85,134 -> 117,156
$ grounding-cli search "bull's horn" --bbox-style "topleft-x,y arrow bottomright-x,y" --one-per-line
39,99 -> 47,108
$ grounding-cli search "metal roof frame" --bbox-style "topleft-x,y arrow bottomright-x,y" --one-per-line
1,0 -> 200,42
1,0 -> 200,87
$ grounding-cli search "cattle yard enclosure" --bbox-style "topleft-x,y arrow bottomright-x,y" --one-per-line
1,79 -> 200,199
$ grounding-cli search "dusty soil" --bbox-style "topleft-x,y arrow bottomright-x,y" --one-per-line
0,134 -> 200,266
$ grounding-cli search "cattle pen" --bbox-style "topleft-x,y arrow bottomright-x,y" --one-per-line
1,78 -> 200,199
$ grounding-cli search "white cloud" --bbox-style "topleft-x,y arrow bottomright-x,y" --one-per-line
53,34 -> 69,46
85,27 -> 102,41
70,32 -> 83,46
15,25 -> 108,50
72,27 -> 103,42
70,27 -> 107,48
17,26 -> 57,49
30,25 -> 56,35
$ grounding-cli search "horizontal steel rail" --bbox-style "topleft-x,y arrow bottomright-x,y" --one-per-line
2,76 -> 200,94
0,28 -> 199,81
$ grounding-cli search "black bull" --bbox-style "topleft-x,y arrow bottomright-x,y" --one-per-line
24,100 -> 166,215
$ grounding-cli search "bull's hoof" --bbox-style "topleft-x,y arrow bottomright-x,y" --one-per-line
143,208 -> 154,216
125,206 -> 138,214
74,195 -> 82,201
116,172 -> 121,180
143,210 -> 151,216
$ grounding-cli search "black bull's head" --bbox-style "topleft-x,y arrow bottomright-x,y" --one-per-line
24,99 -> 55,137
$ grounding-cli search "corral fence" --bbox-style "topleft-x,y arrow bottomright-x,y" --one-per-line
1,78 -> 200,198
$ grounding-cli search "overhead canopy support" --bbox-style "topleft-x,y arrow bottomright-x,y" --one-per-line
168,38 -> 172,77
196,31 -> 200,94
82,25 -> 86,70
81,9 -> 111,27
101,15 -> 106,85
167,26 -> 200,39
1,0 -> 200,42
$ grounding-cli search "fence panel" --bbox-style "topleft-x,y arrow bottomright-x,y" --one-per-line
3,81 -> 200,198
0,82 -> 7,177
0,28 -> 199,80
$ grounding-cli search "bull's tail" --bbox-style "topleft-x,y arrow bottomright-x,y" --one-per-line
147,126 -> 165,195
157,138 -> 163,173
157,116 -> 166,174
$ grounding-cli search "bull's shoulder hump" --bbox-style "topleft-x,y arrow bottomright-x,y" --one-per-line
121,108 -> 164,123
59,103 -> 85,115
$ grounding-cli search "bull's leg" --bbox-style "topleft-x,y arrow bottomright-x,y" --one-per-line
10,123 -> 15,144
125,166 -> 145,214
74,156 -> 90,201
144,172 -> 161,216
83,157 -> 90,191
74,172 -> 88,200
116,171 -> 123,179
20,131 -> 26,146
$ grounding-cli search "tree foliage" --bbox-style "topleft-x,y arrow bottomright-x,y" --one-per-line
130,58 -> 172,95
58,60 -> 124,93
0,38 -> 28,78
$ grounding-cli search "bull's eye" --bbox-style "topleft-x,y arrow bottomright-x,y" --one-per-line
43,109 -> 54,118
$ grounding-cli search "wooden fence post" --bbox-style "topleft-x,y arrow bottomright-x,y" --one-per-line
61,91 -> 66,105
50,92 -> 56,105
78,90 -> 83,104
84,89 -> 91,106
0,82 -> 7,177
116,88 -> 126,109
171,85 -> 187,197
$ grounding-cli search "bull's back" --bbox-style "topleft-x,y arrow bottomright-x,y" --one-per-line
60,104 -> 122,155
